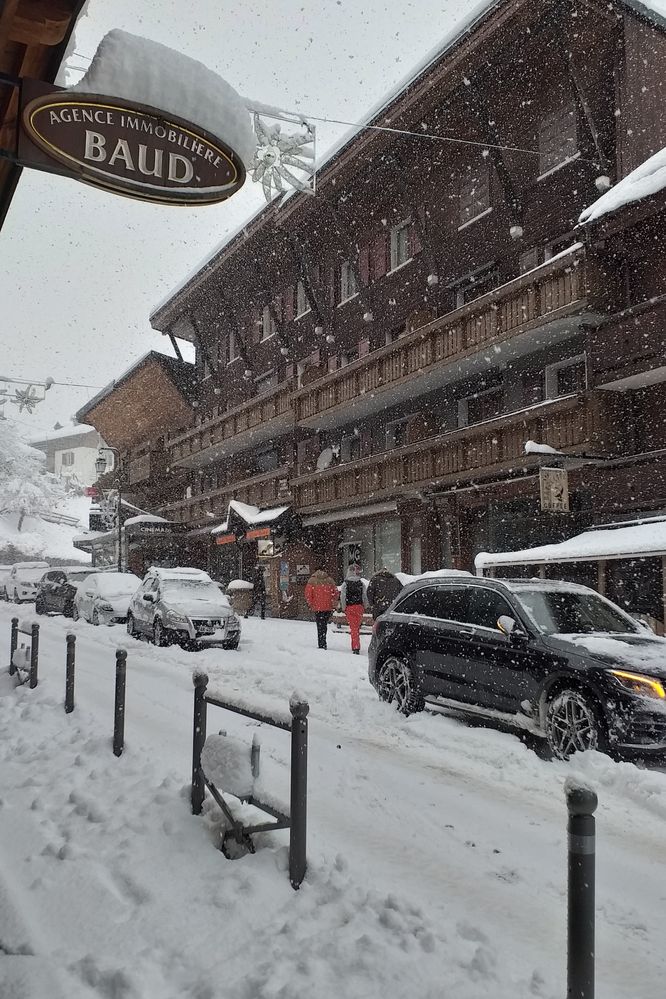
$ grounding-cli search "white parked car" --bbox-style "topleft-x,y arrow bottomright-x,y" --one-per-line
7,562 -> 49,603
73,571 -> 141,625
127,566 -> 241,649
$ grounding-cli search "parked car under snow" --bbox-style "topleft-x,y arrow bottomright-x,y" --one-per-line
127,566 -> 241,649
73,571 -> 141,625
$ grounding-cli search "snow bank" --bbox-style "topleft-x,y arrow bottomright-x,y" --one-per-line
476,518 -> 666,569
579,145 -> 666,224
70,30 -> 257,167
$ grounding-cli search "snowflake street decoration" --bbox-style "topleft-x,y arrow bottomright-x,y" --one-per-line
251,114 -> 315,203
10,384 -> 43,414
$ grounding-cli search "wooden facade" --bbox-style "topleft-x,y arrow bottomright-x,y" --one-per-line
82,0 -> 666,587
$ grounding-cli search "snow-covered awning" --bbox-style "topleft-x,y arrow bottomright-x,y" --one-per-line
476,518 -> 666,572
579,146 -> 666,225
210,502 -> 292,538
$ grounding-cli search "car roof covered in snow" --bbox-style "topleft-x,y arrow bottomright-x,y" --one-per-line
146,566 -> 212,582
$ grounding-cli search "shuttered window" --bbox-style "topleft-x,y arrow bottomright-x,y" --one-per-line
539,107 -> 578,175
459,163 -> 490,227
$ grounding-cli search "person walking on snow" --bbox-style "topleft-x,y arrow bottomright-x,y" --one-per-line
249,563 -> 266,619
367,567 -> 403,621
340,565 -> 368,654
304,567 -> 339,649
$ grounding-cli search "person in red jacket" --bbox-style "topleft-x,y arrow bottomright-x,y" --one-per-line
304,568 -> 339,649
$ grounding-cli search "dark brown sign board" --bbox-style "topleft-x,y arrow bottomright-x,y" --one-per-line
18,79 -> 246,205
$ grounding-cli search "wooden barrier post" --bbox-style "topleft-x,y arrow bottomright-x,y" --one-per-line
65,633 -> 76,713
113,649 -> 127,757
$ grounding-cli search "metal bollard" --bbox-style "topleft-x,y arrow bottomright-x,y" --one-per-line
9,617 -> 18,675
29,623 -> 39,689
113,649 -> 127,757
191,672 -> 209,814
566,783 -> 598,999
65,634 -> 76,713
288,697 -> 309,890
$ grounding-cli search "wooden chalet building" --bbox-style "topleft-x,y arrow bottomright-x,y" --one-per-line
82,0 -> 666,618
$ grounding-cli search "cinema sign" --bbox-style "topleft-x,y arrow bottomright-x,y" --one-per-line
19,82 -> 246,206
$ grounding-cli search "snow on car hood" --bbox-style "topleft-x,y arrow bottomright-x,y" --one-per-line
163,598 -> 234,619
545,633 -> 666,678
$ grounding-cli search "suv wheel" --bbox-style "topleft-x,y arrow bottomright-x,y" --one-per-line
153,619 -> 168,647
13,589 -> 20,604
376,657 -> 424,715
126,613 -> 137,638
72,604 -> 79,622
546,689 -> 604,760
35,597 -> 45,615
92,609 -> 100,626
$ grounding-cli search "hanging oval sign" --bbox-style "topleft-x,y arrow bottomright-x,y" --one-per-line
21,91 -> 246,205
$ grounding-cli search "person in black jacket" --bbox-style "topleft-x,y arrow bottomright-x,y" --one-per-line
250,563 -> 266,619
367,568 -> 403,620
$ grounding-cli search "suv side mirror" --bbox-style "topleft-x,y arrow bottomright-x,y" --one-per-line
497,615 -> 527,642
143,593 -> 155,603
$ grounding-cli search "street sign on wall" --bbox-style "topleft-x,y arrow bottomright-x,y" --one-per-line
540,466 -> 570,513
19,80 -> 246,206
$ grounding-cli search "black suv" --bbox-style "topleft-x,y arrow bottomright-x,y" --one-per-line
35,567 -> 99,618
368,577 -> 666,759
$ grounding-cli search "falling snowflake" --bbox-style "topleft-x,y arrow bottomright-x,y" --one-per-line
251,114 -> 315,202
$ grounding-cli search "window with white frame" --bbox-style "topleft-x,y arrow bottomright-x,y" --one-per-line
339,261 -> 358,303
61,451 -> 75,467
261,305 -> 276,340
457,386 -> 503,428
296,280 -> 310,317
459,162 -> 490,227
545,354 -> 586,399
538,107 -> 578,176
390,219 -> 412,271
227,329 -> 240,363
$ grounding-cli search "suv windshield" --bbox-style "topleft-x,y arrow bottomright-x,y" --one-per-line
162,580 -> 221,600
515,588 -> 641,636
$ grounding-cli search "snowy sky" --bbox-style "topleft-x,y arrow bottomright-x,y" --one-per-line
2,0 -> 488,434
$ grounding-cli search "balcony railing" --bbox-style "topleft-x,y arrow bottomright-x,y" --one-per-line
157,467 -> 292,525
168,381 -> 293,468
292,393 -> 612,514
294,250 -> 588,425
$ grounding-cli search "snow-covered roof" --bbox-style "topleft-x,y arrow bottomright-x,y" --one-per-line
123,514 -> 169,526
476,518 -> 666,570
227,500 -> 290,526
70,30 -> 256,166
29,424 -> 97,446
579,146 -> 666,225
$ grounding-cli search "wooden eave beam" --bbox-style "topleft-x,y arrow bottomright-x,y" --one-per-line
8,1 -> 74,46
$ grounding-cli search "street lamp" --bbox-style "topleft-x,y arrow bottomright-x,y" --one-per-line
96,447 -> 123,573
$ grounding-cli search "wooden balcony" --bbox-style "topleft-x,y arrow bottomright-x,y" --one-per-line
157,467 -> 292,526
168,381 -> 294,469
292,393 -> 613,514
587,298 -> 666,391
294,249 -> 591,430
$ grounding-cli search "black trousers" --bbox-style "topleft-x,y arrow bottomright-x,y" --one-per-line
315,611 -> 331,648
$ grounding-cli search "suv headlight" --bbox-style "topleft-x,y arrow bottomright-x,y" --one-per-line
166,610 -> 189,627
608,669 -> 666,700
98,602 -> 114,612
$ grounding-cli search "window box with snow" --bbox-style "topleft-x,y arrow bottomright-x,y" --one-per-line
544,354 -> 587,399
538,107 -> 580,179
339,261 -> 359,305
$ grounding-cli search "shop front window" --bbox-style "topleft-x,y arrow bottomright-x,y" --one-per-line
341,518 -> 402,575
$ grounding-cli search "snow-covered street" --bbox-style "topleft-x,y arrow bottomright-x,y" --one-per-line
1,604 -> 664,999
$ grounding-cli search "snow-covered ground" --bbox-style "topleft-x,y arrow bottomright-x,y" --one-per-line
0,495 -> 91,563
1,604 -> 664,999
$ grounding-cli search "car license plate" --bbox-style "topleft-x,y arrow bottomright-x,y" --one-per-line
197,624 -> 215,635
